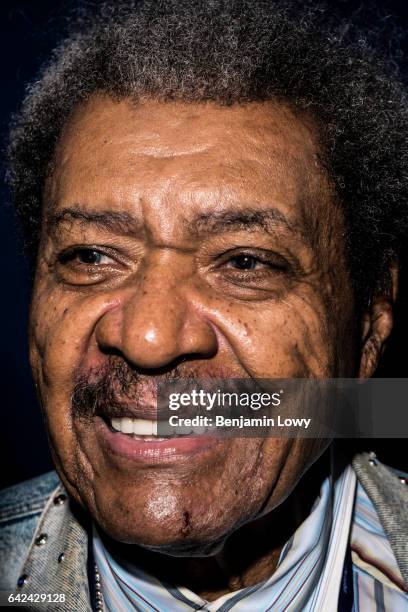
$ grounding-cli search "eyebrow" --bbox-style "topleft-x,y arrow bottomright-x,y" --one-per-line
192,208 -> 301,237
46,205 -> 302,241
46,207 -> 143,237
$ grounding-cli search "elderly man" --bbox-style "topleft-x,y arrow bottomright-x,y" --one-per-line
1,1 -> 407,610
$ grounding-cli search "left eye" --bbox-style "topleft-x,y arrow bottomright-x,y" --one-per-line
227,255 -> 265,270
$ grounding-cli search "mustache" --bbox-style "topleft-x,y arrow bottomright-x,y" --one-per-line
71,356 -> 222,420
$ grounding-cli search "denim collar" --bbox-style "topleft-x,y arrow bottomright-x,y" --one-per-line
17,482 -> 92,611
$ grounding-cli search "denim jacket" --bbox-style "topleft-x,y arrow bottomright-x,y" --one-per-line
1,452 -> 407,611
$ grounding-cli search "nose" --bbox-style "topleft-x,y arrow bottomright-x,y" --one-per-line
95,261 -> 218,369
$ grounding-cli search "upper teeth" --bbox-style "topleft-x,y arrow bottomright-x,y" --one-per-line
111,418 -> 158,436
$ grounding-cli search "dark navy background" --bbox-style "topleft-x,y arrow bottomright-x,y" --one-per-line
1,0 -> 408,490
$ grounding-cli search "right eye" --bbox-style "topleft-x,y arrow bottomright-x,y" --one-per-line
54,245 -> 124,287
60,248 -> 114,266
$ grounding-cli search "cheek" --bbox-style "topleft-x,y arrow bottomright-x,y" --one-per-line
207,291 -> 339,377
29,284 -> 120,390
28,286 -> 121,479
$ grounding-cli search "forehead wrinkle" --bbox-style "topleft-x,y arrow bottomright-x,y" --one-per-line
128,142 -> 213,159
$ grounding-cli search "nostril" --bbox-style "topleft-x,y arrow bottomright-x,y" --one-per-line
98,346 -> 123,357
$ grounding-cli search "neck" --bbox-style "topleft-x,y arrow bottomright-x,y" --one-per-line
99,453 -> 329,601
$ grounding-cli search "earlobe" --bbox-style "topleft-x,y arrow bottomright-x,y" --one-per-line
358,264 -> 398,377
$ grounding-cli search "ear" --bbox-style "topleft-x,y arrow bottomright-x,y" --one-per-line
358,263 -> 398,378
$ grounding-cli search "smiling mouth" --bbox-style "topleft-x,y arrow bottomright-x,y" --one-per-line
93,415 -> 218,463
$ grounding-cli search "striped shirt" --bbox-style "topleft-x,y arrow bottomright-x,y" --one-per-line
93,454 -> 408,611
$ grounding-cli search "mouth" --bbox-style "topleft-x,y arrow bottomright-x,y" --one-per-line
93,415 -> 219,464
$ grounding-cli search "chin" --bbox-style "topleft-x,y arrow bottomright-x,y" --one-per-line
94,512 -> 233,556
137,537 -> 227,558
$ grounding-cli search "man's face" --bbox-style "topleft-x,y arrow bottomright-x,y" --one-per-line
30,97 -> 357,551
